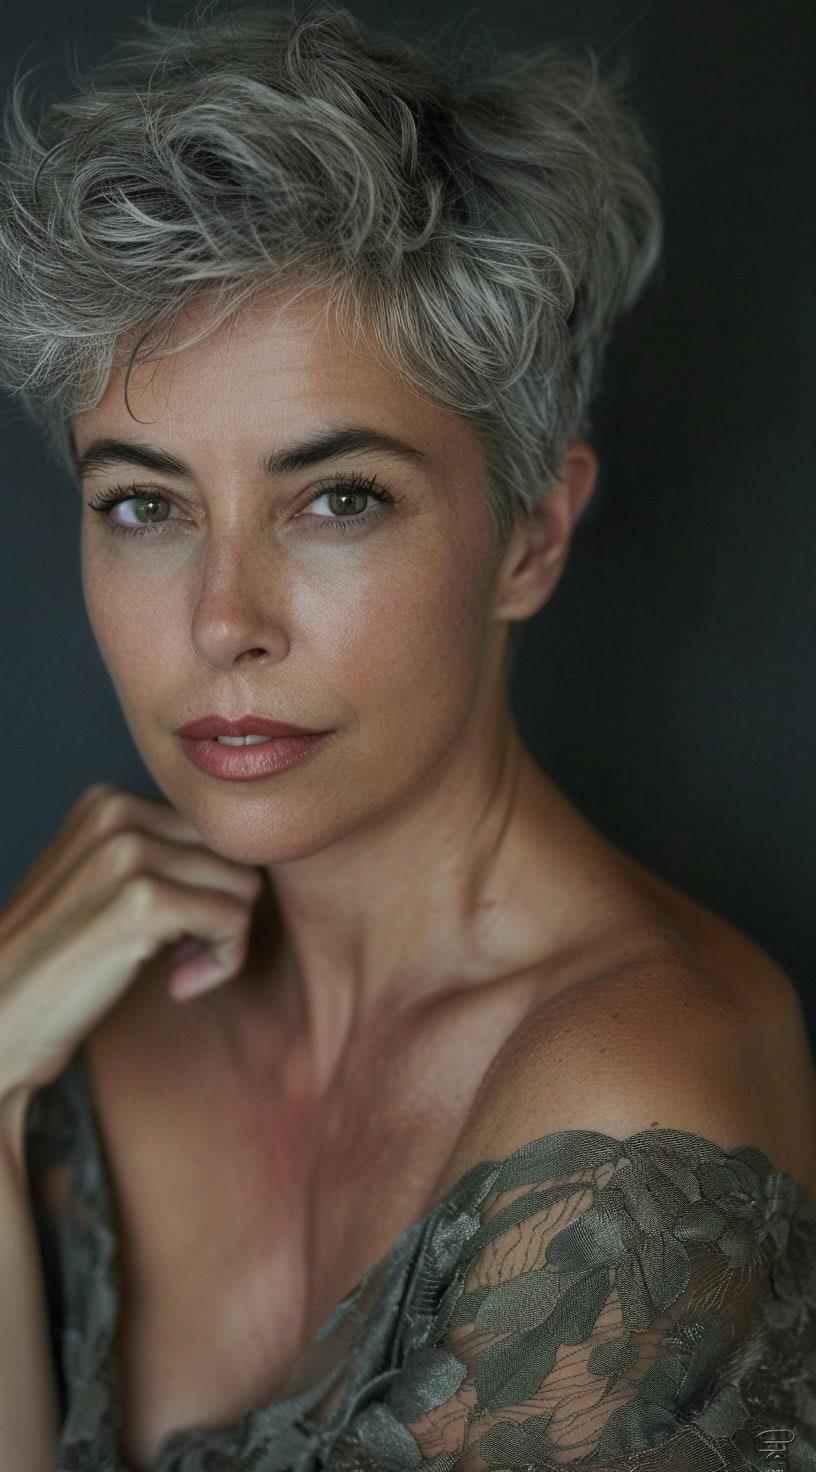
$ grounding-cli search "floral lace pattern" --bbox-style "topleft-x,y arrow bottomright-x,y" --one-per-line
23,1044 -> 816,1472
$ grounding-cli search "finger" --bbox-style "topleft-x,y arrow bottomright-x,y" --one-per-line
106,873 -> 257,990
0,787 -> 209,937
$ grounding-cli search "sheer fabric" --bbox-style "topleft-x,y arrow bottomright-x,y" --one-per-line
24,1043 -> 816,1472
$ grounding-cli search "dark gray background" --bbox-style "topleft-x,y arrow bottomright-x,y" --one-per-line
1,0 -> 814,1039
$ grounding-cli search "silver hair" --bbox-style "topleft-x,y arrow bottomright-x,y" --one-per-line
0,2 -> 663,546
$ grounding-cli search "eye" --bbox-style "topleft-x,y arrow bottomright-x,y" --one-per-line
85,470 -> 396,539
303,471 -> 394,530
85,484 -> 185,537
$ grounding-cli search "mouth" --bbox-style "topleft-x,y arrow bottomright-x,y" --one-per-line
176,714 -> 329,741
177,728 -> 333,781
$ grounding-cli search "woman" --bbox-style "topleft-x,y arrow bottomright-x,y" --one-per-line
0,5 -> 814,1470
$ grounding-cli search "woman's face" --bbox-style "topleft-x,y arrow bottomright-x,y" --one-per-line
74,285 -> 514,866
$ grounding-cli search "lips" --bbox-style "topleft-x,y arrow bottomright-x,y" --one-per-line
178,727 -> 332,780
176,715 -> 327,739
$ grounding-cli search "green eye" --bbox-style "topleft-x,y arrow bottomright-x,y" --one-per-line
325,486 -> 370,517
85,485 -> 179,537
86,470 -> 397,539
130,496 -> 171,524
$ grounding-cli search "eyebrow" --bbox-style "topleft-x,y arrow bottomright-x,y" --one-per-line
72,426 -> 427,481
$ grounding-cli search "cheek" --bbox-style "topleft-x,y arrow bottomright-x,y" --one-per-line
297,535 -> 490,729
81,547 -> 178,708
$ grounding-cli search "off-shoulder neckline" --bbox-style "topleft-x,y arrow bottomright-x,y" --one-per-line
36,1039 -> 816,1470
60,1037 -> 816,1285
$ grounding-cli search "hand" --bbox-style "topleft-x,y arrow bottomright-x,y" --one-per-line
0,783 -> 263,1118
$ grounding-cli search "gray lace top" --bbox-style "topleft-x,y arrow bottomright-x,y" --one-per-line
23,1042 -> 816,1472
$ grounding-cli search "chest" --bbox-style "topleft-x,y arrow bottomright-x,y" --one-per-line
81,1022 -> 492,1472
100,1135 -> 425,1468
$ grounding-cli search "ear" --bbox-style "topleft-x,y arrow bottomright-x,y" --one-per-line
492,439 -> 598,622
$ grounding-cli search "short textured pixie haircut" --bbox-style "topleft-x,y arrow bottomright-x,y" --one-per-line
0,1 -> 662,546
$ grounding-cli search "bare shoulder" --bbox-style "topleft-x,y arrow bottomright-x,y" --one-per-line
437,937 -> 816,1209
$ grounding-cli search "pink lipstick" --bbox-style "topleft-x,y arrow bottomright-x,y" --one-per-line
176,715 -> 333,782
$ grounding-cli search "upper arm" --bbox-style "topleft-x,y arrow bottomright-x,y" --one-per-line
329,1122 -> 812,1471
332,1137 -> 811,1471
326,969 -> 816,1469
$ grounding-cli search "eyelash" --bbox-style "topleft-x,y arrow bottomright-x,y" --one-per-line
85,470 -> 395,539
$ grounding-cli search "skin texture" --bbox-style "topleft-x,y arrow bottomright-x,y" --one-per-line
68,282 -> 816,1470
75,281 -> 598,1090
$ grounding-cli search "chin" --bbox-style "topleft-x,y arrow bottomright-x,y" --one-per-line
156,774 -> 376,866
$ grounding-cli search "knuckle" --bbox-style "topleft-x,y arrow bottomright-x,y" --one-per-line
84,781 -> 118,806
74,781 -> 115,816
89,789 -> 133,836
116,872 -> 161,919
102,828 -> 149,876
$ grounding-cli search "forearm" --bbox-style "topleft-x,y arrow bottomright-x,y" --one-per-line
0,1094 -> 60,1472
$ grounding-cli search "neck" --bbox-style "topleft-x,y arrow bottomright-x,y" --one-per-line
234,705 -> 561,1093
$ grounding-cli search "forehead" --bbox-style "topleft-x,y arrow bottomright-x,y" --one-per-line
72,282 -> 482,483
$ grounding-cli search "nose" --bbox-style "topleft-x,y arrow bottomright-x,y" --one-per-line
189,530 -> 290,670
